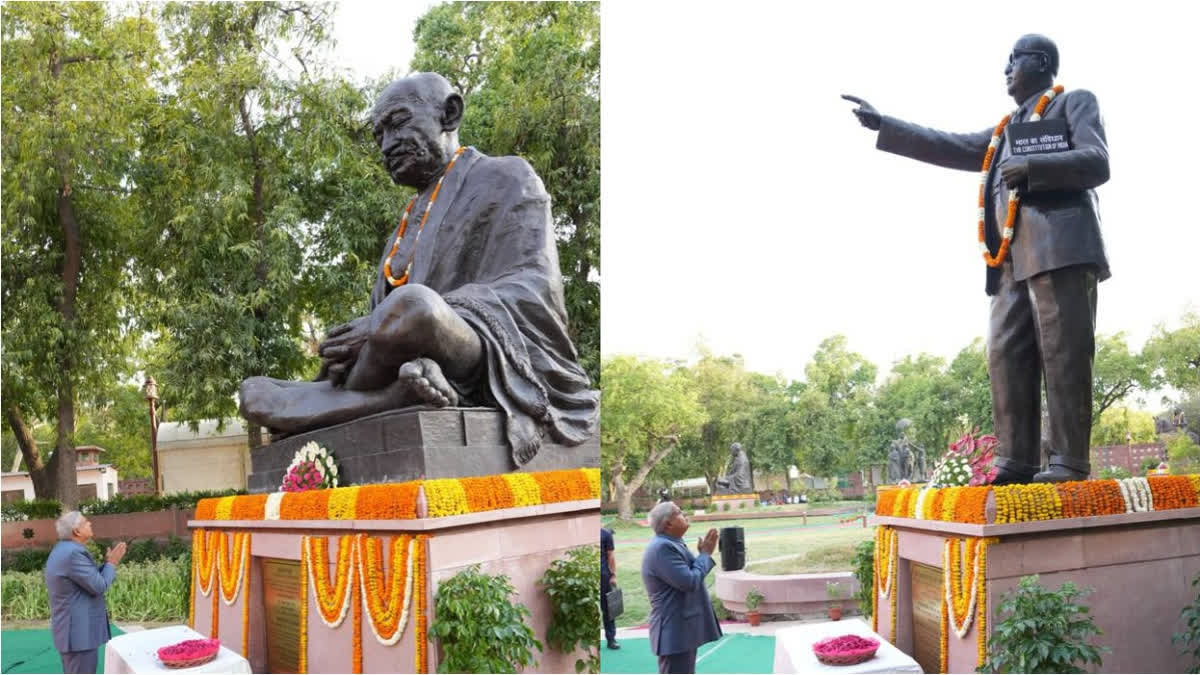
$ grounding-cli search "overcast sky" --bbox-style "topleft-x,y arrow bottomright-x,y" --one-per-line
330,2 -> 1198,400
602,2 -> 1198,395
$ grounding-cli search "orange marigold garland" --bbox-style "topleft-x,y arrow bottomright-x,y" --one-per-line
353,558 -> 364,674
876,488 -> 898,516
211,576 -> 219,639
357,534 -> 414,645
977,85 -> 1065,267
459,475 -> 515,512
281,489 -> 332,520
214,496 -> 237,521
188,531 -> 199,628
230,494 -> 268,521
305,535 -> 356,628
241,536 -> 251,657
1147,475 -> 1199,510
874,526 -> 899,642
195,498 -> 218,521
194,530 -> 218,597
415,534 -> 430,674
356,482 -> 421,520
953,487 -> 990,524
383,147 -> 466,287
217,532 -> 250,605
299,535 -> 308,674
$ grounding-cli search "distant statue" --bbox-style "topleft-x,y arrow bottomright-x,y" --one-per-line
239,72 -> 598,465
715,443 -> 752,494
887,440 -> 905,483
887,419 -> 927,482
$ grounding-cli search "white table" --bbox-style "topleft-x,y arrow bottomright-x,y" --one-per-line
103,625 -> 251,674
772,618 -> 923,674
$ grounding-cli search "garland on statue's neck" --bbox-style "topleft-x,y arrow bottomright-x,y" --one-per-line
977,85 -> 1064,267
384,146 -> 467,287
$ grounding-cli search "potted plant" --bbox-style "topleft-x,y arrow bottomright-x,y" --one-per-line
745,586 -> 765,626
826,581 -> 846,621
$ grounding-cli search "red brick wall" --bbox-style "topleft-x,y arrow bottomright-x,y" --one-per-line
1089,442 -> 1166,477
118,478 -> 155,496
1,508 -> 195,549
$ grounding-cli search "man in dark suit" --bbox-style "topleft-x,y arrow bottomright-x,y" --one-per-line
45,511 -> 127,673
601,526 -> 619,650
641,501 -> 722,674
845,34 -> 1110,483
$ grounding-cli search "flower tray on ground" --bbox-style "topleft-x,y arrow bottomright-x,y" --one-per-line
812,634 -> 880,666
157,638 -> 220,669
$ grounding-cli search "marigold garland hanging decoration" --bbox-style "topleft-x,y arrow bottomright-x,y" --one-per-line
193,530 -> 217,597
357,534 -> 414,646
217,532 -> 250,605
977,85 -> 1064,267
305,535 -> 357,628
298,537 -> 309,674
874,526 -> 899,643
241,538 -> 251,658
414,534 -> 430,674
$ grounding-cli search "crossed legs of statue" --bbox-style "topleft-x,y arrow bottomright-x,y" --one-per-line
988,262 -> 1097,484
240,284 -> 483,435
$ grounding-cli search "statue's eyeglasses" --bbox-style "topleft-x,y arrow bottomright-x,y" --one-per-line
1008,49 -> 1049,66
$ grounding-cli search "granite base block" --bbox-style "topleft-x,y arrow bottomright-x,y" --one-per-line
248,406 -> 599,493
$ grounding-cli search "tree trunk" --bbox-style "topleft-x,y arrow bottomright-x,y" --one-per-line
4,405 -> 56,497
55,185 -> 81,511
248,424 -> 263,451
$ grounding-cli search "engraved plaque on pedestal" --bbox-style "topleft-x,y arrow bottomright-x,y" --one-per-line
263,559 -> 302,674
911,561 -> 943,674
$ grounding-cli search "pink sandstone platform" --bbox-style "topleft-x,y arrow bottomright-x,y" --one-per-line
189,499 -> 597,674
869,506 -> 1200,674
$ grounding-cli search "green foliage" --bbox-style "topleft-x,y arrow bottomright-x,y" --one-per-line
1174,572 -> 1200,673
1144,312 -> 1200,396
851,539 -> 875,619
1168,433 -> 1200,475
1092,333 -> 1154,424
809,487 -> 844,503
429,565 -> 542,673
412,2 -> 600,384
1,499 -> 62,522
711,595 -> 731,620
1141,456 -> 1163,472
0,489 -> 242,522
538,546 -> 600,673
745,586 -> 765,611
979,575 -> 1107,674
2,548 -> 52,574
601,355 -> 705,520
2,557 -> 188,621
1091,406 -> 1157,447
825,580 -> 846,604
1097,466 -> 1132,480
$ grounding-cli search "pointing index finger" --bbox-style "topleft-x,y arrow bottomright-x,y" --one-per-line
841,94 -> 866,105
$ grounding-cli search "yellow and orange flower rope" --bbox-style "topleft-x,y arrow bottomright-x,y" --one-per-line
305,535 -> 356,627
383,147 -> 467,287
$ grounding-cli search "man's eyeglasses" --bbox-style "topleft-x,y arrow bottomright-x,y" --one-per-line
1008,49 -> 1048,66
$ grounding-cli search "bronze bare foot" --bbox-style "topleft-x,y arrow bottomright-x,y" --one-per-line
397,357 -> 458,407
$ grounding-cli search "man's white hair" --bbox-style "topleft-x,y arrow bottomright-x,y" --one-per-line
56,511 -> 85,540
648,501 -> 681,535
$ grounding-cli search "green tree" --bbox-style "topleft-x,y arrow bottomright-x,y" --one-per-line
138,2 -> 364,446
1092,332 -> 1152,425
873,353 -> 958,456
2,2 -> 160,508
410,2 -> 600,384
683,352 -> 761,492
1090,406 -> 1157,447
795,336 -> 878,476
601,355 -> 706,520
1144,311 -> 1200,396
947,337 -> 993,435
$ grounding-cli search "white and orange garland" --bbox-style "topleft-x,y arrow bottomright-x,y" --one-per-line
940,536 -> 996,671
873,526 -> 899,642
292,533 -> 430,674
191,530 -> 251,649
977,84 -> 1064,267
383,147 -> 466,287
1117,477 -> 1154,513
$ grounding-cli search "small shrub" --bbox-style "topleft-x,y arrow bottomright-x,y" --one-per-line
1174,571 -> 1200,673
737,502 -> 746,510
722,503 -> 730,512
1097,466 -> 1131,480
851,539 -> 874,618
539,546 -> 600,673
826,581 -> 846,607
745,586 -> 764,611
429,565 -> 542,673
979,575 -> 1107,673
712,595 -> 731,620
3,548 -> 51,574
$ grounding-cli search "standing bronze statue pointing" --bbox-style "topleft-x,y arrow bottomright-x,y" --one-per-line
844,34 -> 1110,484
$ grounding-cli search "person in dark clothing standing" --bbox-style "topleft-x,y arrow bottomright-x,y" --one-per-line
601,527 -> 620,649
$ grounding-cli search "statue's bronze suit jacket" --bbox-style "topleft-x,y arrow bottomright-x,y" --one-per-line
875,89 -> 1110,292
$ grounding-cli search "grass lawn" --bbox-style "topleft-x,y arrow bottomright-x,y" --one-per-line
607,511 -> 876,628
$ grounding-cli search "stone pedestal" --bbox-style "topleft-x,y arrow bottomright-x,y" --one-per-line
248,407 -> 599,493
710,496 -> 757,512
870,507 -> 1200,674
190,499 -> 598,674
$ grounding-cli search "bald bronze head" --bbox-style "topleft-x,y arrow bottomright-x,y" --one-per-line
1005,34 -> 1058,104
372,72 -> 464,190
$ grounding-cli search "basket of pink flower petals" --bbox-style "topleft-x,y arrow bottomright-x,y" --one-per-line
157,638 -> 220,668
812,634 -> 880,666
